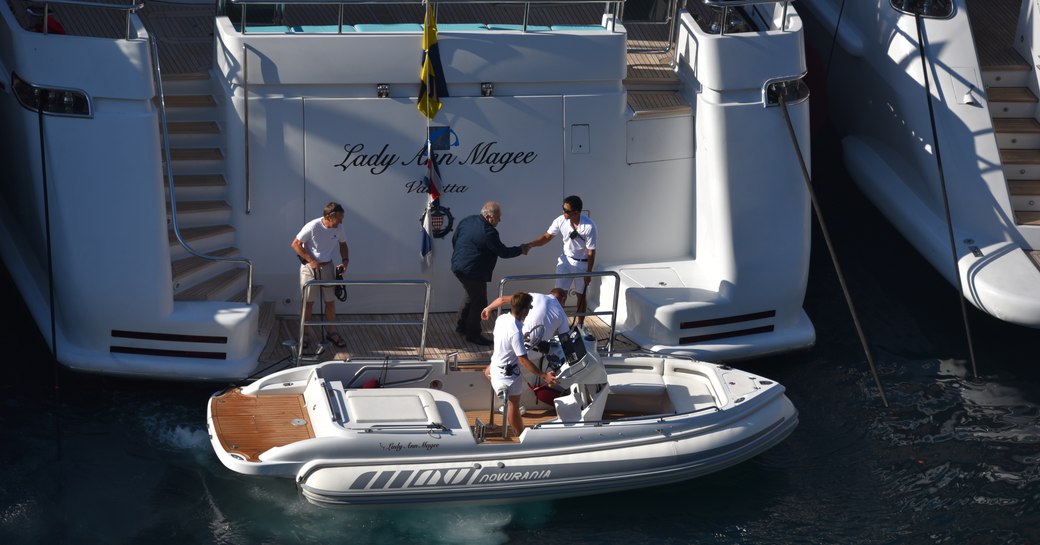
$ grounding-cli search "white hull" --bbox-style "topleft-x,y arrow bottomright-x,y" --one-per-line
207,334 -> 797,507
799,0 -> 1040,327
0,1 -> 815,378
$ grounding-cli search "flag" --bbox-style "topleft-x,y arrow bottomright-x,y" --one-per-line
419,152 -> 442,268
418,2 -> 448,120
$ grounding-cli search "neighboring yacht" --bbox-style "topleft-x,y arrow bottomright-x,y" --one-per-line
797,0 -> 1040,328
0,0 -> 815,380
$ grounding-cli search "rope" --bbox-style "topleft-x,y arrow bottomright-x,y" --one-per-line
913,13 -> 979,378
777,95 -> 889,407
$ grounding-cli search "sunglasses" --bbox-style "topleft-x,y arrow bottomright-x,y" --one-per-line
568,230 -> 584,241
562,208 -> 577,214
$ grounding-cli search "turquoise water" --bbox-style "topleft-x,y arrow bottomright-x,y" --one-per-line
2,149 -> 1039,543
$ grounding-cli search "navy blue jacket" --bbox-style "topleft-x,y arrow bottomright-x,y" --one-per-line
450,214 -> 523,282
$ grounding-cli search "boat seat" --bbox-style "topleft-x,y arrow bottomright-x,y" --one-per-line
435,23 -> 488,31
340,388 -> 442,427
550,25 -> 606,31
606,372 -> 665,396
663,376 -> 716,413
290,25 -> 356,33
553,391 -> 582,422
485,24 -> 551,31
554,384 -> 609,423
354,23 -> 423,32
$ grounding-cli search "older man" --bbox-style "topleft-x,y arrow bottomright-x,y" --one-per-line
451,201 -> 529,346
291,202 -> 350,348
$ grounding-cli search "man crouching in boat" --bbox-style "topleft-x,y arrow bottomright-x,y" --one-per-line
489,292 -> 558,436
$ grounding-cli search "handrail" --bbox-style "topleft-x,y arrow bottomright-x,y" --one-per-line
296,279 -> 432,364
243,44 -> 251,214
496,271 -> 621,353
149,36 -> 255,304
28,0 -> 144,39
226,0 -> 625,34
702,0 -> 795,34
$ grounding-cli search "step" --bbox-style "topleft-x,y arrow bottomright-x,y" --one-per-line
988,87 -> 1038,118
166,199 -> 232,227
160,73 -> 213,96
161,94 -> 219,122
1009,180 -> 1040,195
165,121 -> 221,147
628,91 -> 692,118
169,224 -> 236,258
1010,181 -> 1040,212
1001,148 -> 1040,180
171,247 -> 242,290
174,267 -> 250,302
164,173 -> 227,200
995,118 -> 1040,148
170,147 -> 223,161
1016,210 -> 1040,225
981,63 -> 1030,88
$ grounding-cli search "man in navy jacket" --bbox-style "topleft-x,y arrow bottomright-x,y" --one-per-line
451,201 -> 528,345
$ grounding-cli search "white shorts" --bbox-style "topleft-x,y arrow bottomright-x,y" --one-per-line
300,262 -> 337,302
490,375 -> 524,397
555,255 -> 587,293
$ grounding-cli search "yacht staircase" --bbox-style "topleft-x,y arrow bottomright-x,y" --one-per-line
159,72 -> 266,306
971,0 -> 1040,265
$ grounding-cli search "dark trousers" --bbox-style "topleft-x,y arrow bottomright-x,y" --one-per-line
454,271 -> 487,338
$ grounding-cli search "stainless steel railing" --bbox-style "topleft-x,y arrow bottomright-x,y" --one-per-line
149,35 -> 255,304
297,279 -> 433,363
25,0 -> 143,39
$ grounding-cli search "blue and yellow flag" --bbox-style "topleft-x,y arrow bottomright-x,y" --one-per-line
418,2 -> 448,119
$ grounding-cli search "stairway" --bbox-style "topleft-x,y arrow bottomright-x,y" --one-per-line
159,72 -> 264,304
986,57 -> 1040,227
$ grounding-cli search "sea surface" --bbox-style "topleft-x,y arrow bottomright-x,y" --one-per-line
2,139 -> 1039,544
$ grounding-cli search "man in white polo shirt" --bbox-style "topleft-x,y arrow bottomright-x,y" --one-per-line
291,202 -> 350,348
526,195 -> 597,325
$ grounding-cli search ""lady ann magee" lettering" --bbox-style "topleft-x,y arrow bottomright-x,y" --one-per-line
333,141 -> 538,175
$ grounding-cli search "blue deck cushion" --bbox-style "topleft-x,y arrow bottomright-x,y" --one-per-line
434,23 -> 488,31
354,23 -> 423,32
550,25 -> 607,31
290,24 -> 356,33
485,24 -> 551,31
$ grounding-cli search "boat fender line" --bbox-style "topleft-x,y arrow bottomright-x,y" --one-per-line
913,12 -> 978,379
777,94 -> 889,408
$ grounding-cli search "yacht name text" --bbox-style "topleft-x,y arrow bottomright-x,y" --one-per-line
334,142 -> 538,175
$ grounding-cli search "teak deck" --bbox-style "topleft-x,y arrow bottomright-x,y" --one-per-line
209,389 -> 315,462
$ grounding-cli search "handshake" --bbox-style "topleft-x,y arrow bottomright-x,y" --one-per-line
520,242 -> 531,255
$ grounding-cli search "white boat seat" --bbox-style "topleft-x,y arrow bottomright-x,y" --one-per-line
607,372 -> 665,396
553,392 -> 582,422
663,376 -> 716,413
341,388 -> 442,427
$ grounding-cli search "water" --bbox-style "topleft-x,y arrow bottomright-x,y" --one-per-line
2,145 -> 1039,544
